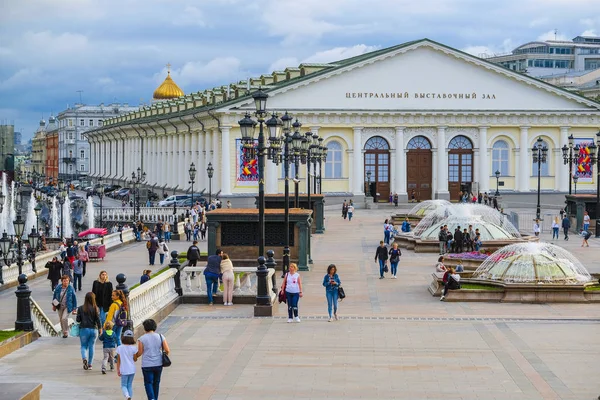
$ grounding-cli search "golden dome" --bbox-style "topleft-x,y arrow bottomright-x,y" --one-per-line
153,66 -> 184,100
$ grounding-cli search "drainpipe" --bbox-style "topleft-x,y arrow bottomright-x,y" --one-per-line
118,127 -> 128,184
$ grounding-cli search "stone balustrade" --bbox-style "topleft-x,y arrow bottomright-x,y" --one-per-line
129,268 -> 179,328
182,266 -> 276,303
97,207 -> 187,223
29,297 -> 60,337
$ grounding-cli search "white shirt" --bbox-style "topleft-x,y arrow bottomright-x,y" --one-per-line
533,223 -> 540,233
285,272 -> 300,293
584,215 -> 590,224
348,205 -> 354,213
116,344 -> 138,375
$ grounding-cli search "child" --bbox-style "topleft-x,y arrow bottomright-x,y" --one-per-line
98,320 -> 117,374
581,230 -> 592,247
116,330 -> 137,400
140,269 -> 152,285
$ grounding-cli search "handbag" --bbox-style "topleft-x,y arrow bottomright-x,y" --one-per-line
338,286 -> 346,300
384,264 -> 389,273
278,289 -> 286,304
160,334 -> 171,367
69,322 -> 80,337
53,287 -> 68,310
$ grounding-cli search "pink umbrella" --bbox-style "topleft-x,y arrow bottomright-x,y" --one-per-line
78,228 -> 108,237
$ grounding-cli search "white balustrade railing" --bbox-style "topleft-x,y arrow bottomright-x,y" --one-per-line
182,266 -> 276,303
129,268 -> 178,328
30,296 -> 60,337
0,229 -> 135,288
97,207 -> 187,223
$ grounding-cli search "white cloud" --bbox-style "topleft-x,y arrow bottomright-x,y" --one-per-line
156,57 -> 244,89
580,29 -> 597,36
0,68 -> 45,90
303,45 -> 379,64
529,18 -> 549,28
537,30 -> 569,41
269,57 -> 299,72
462,39 -> 514,57
173,6 -> 206,27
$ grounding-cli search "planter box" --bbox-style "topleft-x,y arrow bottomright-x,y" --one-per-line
0,331 -> 39,359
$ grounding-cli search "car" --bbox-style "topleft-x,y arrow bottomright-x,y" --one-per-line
69,192 -> 83,200
104,184 -> 121,194
116,188 -> 131,198
158,195 -> 190,207
175,197 -> 207,207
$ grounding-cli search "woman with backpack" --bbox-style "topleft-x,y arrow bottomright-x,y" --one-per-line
157,238 -> 169,265
76,292 -> 102,370
106,290 -> 128,346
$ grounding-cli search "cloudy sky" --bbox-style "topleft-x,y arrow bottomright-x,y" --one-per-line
1,0 -> 598,140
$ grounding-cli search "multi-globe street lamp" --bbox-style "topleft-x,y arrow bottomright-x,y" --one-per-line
131,167 -> 146,222
57,179 -> 67,239
561,134 -> 580,195
98,181 -> 105,227
573,174 -> 578,195
189,163 -> 197,206
207,162 -> 214,205
366,170 -> 372,197
494,170 -> 501,197
585,131 -> 600,237
532,137 -> 548,221
34,203 -> 42,239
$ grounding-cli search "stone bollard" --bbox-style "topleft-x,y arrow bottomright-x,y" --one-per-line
265,249 -> 277,295
254,256 -> 272,317
115,273 -> 129,296
169,250 -> 183,296
15,274 -> 34,331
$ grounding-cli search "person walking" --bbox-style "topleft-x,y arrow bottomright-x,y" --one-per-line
62,259 -> 73,282
393,193 -> 398,207
323,264 -> 341,322
383,219 -> 391,245
45,256 -> 62,292
347,203 -> 354,221
92,271 -> 113,325
388,243 -> 402,279
134,319 -> 170,400
117,330 -> 138,400
163,222 -> 171,243
551,217 -> 560,241
106,290 -> 128,346
72,256 -> 84,291
186,240 -> 201,267
581,230 -> 592,247
52,275 -> 77,338
98,320 -> 117,374
562,215 -> 571,241
220,253 -> 235,306
78,244 -> 89,277
184,220 -> 192,241
341,200 -> 348,219
76,292 -> 102,371
204,249 -> 222,305
438,226 -> 447,255
281,263 -> 303,323
374,241 -> 388,279
147,234 -> 159,265
157,238 -> 168,265
583,211 -> 591,232
200,221 -> 207,241
533,219 -> 541,237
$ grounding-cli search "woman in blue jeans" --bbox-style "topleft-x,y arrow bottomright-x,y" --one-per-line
76,292 -> 102,370
135,319 -> 170,400
374,241 -> 389,279
323,264 -> 341,322
281,263 -> 303,323
388,243 -> 401,279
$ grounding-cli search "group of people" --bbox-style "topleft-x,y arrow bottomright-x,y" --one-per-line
52,269 -> 170,399
186,246 -> 236,306
145,233 -> 170,266
134,220 -> 171,243
341,200 -> 355,221
549,210 -> 592,246
437,225 -> 482,255
46,239 -> 90,292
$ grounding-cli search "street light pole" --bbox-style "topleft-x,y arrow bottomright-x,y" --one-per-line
562,134 -> 579,195
207,163 -> 214,205
494,170 -> 500,197
587,131 -> 600,237
532,137 -> 548,221
188,163 -> 196,206
573,174 -> 578,194
58,179 -> 66,239
98,182 -> 104,227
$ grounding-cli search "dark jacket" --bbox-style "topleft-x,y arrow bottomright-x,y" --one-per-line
45,260 -> 62,282
374,245 -> 388,261
140,274 -> 150,285
76,306 -> 101,330
187,245 -> 201,261
204,255 -> 222,276
148,237 -> 159,252
92,280 -> 114,312
98,330 -> 117,349
562,217 -> 571,229
454,230 -> 463,242
389,248 -> 401,262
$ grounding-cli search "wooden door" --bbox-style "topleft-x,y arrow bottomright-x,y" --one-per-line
364,136 -> 391,202
406,136 -> 433,201
448,135 -> 474,201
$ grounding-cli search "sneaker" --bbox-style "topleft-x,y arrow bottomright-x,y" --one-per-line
229,302 -> 234,306
294,317 -> 301,323
208,302 -> 213,305
393,276 -> 397,279
379,276 -> 384,279
83,359 -> 88,370
440,296 -> 445,301
334,313 -> 338,321
287,318 -> 293,323
88,365 -> 92,370
102,369 -> 106,375
328,318 -> 333,322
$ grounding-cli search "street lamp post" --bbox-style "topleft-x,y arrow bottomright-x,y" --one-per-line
494,170 -> 501,197
532,137 -> 548,221
561,134 -> 580,195
189,163 -> 197,206
207,163 -> 214,205
34,203 -> 42,239
131,168 -> 146,222
57,179 -> 66,239
279,112 -> 293,277
98,182 -> 104,227
319,143 -> 327,194
586,131 -> 600,237
290,124 -> 304,208
366,170 -> 372,197
573,174 -> 578,194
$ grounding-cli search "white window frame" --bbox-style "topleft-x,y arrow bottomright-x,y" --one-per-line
324,140 -> 343,178
492,140 -> 509,176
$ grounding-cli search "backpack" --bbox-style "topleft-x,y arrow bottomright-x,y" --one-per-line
146,241 -> 151,249
113,302 -> 129,327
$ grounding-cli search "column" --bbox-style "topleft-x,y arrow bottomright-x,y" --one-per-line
184,133 -> 191,187
205,130 -> 212,193
479,126 -> 490,193
352,127 -> 363,194
197,131 -> 205,190
348,150 -> 354,194
178,133 -> 186,190
558,127 -> 569,192
221,126 -> 232,195
518,126 -> 530,192
165,135 -> 172,188
436,126 -> 449,197
395,127 -> 407,198
212,129 -> 220,193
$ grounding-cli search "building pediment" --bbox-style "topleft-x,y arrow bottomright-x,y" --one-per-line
226,40 -> 600,113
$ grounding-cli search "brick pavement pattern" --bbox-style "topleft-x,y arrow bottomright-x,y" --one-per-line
0,207 -> 599,399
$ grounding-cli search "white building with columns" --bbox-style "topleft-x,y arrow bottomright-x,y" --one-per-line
86,39 -> 600,203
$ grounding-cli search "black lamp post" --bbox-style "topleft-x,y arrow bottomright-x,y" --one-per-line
532,137 -> 548,221
279,112 -> 293,277
573,174 -> 578,194
98,181 -> 104,227
34,203 -> 42,237
207,162 -> 214,205
319,143 -> 327,194
494,170 -> 501,197
0,231 -> 9,285
561,134 -> 580,195
290,124 -> 304,208
13,214 -> 26,275
189,163 -> 197,206
131,168 -> 146,222
586,131 -> 600,237
238,88 -> 283,310
57,179 -> 66,239
366,170 -> 372,197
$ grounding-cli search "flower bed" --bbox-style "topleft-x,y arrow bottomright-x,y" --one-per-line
444,251 -> 489,261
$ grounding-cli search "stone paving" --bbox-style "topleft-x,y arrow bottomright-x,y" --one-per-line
0,206 -> 599,399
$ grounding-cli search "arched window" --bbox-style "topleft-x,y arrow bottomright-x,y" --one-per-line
364,136 -> 389,150
407,136 -> 432,150
448,135 -> 473,149
531,139 -> 550,176
492,140 -> 509,176
325,141 -> 342,178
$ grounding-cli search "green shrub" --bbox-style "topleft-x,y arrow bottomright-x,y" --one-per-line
0,330 -> 21,342
460,283 -> 503,291
129,266 -> 171,290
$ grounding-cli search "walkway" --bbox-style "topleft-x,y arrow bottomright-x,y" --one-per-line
0,207 -> 599,399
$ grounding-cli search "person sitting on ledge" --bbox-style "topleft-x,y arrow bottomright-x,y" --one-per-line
440,267 -> 461,301
455,261 -> 464,273
435,256 -> 447,273
401,218 -> 411,233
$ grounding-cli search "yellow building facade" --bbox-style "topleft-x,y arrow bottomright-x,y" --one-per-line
87,39 -> 600,203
